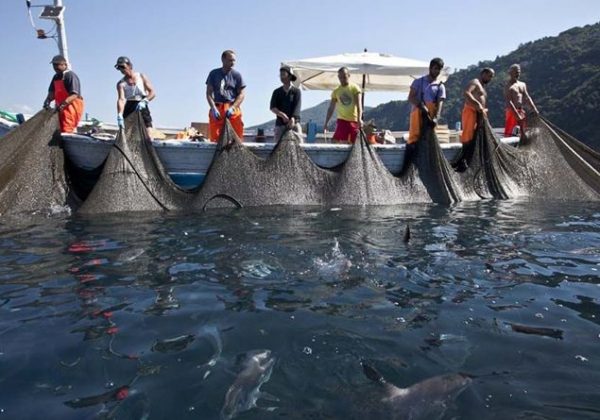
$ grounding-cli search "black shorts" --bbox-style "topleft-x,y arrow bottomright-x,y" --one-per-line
124,101 -> 153,127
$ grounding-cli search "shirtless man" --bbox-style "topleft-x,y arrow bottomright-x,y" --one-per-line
453,68 -> 495,172
460,67 -> 495,145
503,64 -> 539,137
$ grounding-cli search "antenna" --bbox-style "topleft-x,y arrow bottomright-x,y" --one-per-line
26,1 -> 69,64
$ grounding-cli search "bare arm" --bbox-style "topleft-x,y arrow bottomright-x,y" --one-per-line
117,83 -> 126,114
141,74 -> 156,102
232,87 -> 245,109
206,84 -> 217,110
270,107 -> 290,123
408,86 -> 420,108
356,92 -> 363,127
436,100 -> 444,121
58,93 -> 80,110
44,91 -> 54,108
523,85 -> 539,114
324,99 -> 337,130
408,86 -> 428,114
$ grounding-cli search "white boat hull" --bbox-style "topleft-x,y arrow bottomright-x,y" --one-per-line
61,134 -> 519,188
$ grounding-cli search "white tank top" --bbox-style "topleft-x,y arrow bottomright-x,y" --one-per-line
120,72 -> 147,101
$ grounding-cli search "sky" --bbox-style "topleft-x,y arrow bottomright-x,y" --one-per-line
1,0 -> 599,128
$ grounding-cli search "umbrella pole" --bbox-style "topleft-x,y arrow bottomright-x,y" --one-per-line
361,74 -> 366,110
361,48 -> 367,111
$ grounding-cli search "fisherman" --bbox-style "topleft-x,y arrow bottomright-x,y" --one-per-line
454,68 -> 495,171
407,57 -> 446,144
270,65 -> 302,142
115,56 -> 156,129
43,55 -> 84,133
504,63 -> 539,137
206,50 -> 246,142
324,67 -> 363,143
461,68 -> 495,143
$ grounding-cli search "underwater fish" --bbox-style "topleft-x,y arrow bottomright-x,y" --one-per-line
64,385 -> 131,408
198,325 -> 223,367
221,349 -> 276,420
508,322 -> 564,339
361,362 -> 471,420
151,334 -> 195,353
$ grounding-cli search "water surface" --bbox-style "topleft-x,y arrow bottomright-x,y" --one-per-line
1,200 -> 599,419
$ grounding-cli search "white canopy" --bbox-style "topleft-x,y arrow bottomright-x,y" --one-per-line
283,52 -> 449,92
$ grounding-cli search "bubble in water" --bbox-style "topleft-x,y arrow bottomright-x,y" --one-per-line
303,347 -> 312,355
575,355 -> 588,362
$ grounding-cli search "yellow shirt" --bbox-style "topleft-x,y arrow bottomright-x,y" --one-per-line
331,83 -> 361,122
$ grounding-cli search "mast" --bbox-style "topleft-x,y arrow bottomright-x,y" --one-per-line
54,0 -> 69,63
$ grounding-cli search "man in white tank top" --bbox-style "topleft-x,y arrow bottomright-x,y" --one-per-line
115,56 -> 156,128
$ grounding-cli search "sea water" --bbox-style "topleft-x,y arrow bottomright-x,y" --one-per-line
0,200 -> 599,419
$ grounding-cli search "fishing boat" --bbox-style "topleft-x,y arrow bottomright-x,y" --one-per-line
11,3 -> 520,190
0,114 -> 19,137
61,133 -> 519,189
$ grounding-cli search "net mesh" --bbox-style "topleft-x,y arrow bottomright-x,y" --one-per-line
0,109 -> 77,216
2,109 -> 599,216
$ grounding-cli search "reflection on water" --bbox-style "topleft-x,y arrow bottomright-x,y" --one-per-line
0,201 -> 599,419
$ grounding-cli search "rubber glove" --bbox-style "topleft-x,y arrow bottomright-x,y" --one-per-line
211,108 -> 221,120
136,99 -> 148,111
225,107 -> 236,118
117,113 -> 124,129
43,100 -> 51,110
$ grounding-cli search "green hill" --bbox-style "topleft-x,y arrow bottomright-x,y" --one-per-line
254,22 -> 600,148
441,22 -> 600,147
250,100 -> 372,131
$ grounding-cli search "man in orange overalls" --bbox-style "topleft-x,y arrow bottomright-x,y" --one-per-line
43,55 -> 84,133
454,68 -> 495,172
205,50 -> 246,142
407,57 -> 446,145
461,68 -> 495,144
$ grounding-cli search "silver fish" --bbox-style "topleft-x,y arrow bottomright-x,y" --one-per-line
221,349 -> 276,420
198,325 -> 223,368
362,362 -> 471,420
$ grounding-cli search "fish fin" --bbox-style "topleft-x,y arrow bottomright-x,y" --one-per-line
403,224 -> 411,243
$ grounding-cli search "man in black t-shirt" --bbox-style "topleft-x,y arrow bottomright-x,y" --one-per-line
270,65 -> 302,142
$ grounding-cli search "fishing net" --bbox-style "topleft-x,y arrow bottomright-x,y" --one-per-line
0,109 -> 77,216
194,121 -> 331,210
515,113 -> 600,200
195,113 -> 478,209
3,108 -> 599,217
452,115 -> 529,199
78,113 -> 191,214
